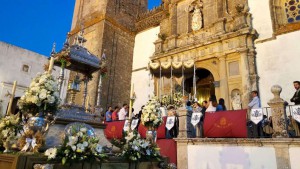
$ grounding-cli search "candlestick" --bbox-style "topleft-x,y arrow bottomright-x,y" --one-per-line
6,81 -> 17,116
128,84 -> 134,120
48,57 -> 55,74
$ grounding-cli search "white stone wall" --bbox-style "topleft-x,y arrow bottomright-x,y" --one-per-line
131,27 -> 160,114
249,1 -> 300,107
0,41 -> 69,116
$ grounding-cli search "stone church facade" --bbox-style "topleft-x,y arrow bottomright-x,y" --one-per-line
68,0 -> 300,111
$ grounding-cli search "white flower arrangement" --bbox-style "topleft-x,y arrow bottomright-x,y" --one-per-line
0,113 -> 22,152
119,131 -> 161,161
18,72 -> 60,117
173,92 -> 183,108
141,98 -> 163,129
161,95 -> 171,106
44,126 -> 107,165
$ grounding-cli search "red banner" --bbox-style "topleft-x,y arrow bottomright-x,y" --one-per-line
204,110 -> 247,138
104,117 -> 167,139
138,117 -> 167,139
104,121 -> 125,139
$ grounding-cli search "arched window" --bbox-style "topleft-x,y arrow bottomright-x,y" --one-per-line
271,0 -> 300,35
285,0 -> 300,23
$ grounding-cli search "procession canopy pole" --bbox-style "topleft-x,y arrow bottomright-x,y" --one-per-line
97,51 -> 106,106
57,67 -> 65,96
82,76 -> 89,108
171,64 -> 173,103
6,81 -> 17,116
96,75 -> 102,106
182,64 -> 184,97
159,64 -> 162,102
148,71 -> 151,99
128,83 -> 134,132
193,63 -> 196,100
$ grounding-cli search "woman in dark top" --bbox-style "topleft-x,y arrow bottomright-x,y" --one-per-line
216,98 -> 227,111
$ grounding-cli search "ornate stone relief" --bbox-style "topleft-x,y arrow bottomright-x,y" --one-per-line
189,1 -> 204,31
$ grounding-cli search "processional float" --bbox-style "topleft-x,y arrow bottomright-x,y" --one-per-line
45,31 -> 109,148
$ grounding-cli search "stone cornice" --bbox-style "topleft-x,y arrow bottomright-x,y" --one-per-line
136,9 -> 168,32
151,28 -> 256,61
175,138 -> 300,145
69,13 -> 135,36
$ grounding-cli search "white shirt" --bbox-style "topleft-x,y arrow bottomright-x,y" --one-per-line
248,96 -> 261,109
205,101 -> 216,112
118,107 -> 127,120
160,107 -> 167,117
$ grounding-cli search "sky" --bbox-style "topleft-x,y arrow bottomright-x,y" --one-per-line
0,0 -> 161,57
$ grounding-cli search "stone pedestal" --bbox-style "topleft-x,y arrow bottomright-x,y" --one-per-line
175,138 -> 300,169
268,85 -> 288,138
45,105 -> 113,149
177,107 -> 187,138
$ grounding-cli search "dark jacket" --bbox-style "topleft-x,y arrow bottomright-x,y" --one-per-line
291,90 -> 300,105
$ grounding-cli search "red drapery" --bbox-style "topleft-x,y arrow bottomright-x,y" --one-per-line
203,109 -> 248,138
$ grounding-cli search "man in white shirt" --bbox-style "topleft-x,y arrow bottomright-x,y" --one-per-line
248,90 -> 262,137
118,103 -> 128,120
248,91 -> 261,109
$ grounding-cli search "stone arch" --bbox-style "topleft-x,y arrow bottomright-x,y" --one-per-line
195,62 -> 220,81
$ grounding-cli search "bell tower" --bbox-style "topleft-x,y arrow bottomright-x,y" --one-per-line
69,0 -> 148,109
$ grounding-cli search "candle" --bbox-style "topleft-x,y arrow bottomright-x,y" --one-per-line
128,83 -> 134,120
48,57 -> 55,74
6,81 -> 17,116
156,80 -> 159,96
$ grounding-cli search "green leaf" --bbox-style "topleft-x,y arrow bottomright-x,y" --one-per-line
62,157 -> 67,165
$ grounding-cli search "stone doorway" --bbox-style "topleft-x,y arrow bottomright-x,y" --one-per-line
184,68 -> 215,103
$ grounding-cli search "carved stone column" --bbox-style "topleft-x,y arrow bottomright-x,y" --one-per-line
248,49 -> 259,91
268,85 -> 288,138
219,55 -> 229,108
170,3 -> 177,35
239,49 -> 251,110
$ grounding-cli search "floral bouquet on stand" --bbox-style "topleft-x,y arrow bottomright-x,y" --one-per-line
18,72 -> 60,118
141,98 -> 163,129
44,125 -> 107,165
17,72 -> 60,152
118,131 -> 161,161
0,113 -> 22,152
141,98 -> 163,143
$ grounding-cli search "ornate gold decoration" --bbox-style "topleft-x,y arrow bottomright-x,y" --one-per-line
18,130 -> 44,153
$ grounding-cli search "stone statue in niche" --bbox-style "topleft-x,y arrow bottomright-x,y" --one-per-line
231,89 -> 242,110
191,5 -> 203,31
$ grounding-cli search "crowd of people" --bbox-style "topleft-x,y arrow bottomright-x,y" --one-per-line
104,103 -> 142,122
105,104 -> 130,122
104,81 -> 300,138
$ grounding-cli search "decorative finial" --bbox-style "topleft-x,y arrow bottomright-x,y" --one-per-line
63,33 -> 70,49
77,22 -> 87,46
50,42 -> 56,56
271,85 -> 282,99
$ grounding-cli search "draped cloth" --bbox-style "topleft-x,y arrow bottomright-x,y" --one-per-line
149,60 -> 194,70
204,110 -> 248,138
